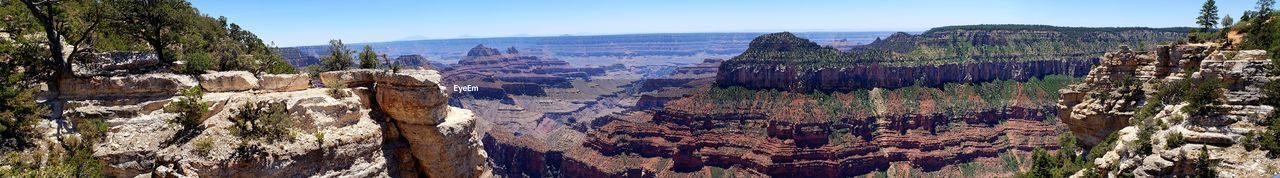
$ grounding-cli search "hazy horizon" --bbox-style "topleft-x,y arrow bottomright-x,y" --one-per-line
189,0 -> 1259,47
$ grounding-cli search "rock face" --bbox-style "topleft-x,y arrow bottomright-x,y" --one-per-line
257,73 -> 310,92
716,26 -> 1186,92
58,73 -> 197,99
717,59 -> 1095,92
198,71 -> 260,92
54,69 -> 488,177
1060,44 -> 1280,177
323,69 -> 490,178
1057,45 -> 1209,146
73,51 -> 161,76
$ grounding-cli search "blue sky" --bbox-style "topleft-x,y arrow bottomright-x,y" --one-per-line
189,0 -> 1261,47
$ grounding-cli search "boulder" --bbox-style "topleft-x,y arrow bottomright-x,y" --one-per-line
59,73 -> 197,99
258,73 -> 310,92
373,70 -> 486,177
198,71 -> 259,92
319,69 -> 379,87
375,70 -> 449,125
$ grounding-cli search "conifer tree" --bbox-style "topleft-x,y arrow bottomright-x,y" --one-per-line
1198,0 -> 1220,31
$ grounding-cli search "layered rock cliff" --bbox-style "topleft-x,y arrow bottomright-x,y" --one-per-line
717,26 -> 1186,92
50,68 -> 488,177
1059,44 -> 1280,177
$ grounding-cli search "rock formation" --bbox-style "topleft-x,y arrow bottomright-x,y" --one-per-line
321,69 -> 490,178
1059,43 -> 1280,177
51,67 -> 487,177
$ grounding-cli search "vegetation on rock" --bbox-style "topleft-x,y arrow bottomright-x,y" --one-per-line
359,45 -> 381,69
319,39 -> 355,72
231,101 -> 295,143
165,86 -> 210,129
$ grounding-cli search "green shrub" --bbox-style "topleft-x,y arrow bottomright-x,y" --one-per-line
1263,80 -> 1280,107
1181,78 -> 1224,115
1166,132 -> 1185,148
1261,116 -> 1280,157
180,52 -> 215,75
1027,148 -> 1055,178
261,49 -> 299,74
230,101 -> 294,143
326,80 -> 348,98
1196,146 -> 1217,177
314,132 -> 325,146
165,86 -> 210,129
0,78 -> 45,150
193,137 -> 213,156
1243,131 -> 1258,151
1135,128 -> 1154,155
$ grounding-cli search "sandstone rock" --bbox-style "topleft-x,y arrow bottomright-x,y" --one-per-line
318,69 -> 379,86
396,107 -> 487,178
92,89 -> 390,177
375,70 -> 487,177
258,73 -> 311,92
74,51 -> 160,76
56,66 -> 486,177
59,73 -> 197,99
375,70 -> 449,125
1232,50 -> 1268,61
198,71 -> 260,92
1065,44 -> 1280,177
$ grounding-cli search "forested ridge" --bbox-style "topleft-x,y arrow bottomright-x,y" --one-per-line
724,25 -> 1188,69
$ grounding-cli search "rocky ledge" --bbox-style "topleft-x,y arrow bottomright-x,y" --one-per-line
1059,43 -> 1280,177
50,69 -> 488,177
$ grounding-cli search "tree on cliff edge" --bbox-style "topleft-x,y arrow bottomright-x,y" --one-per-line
108,0 -> 194,65
358,45 -> 379,69
1198,0 -> 1220,31
1259,0 -> 1275,17
1223,15 -> 1234,28
12,0 -> 106,120
320,39 -> 354,72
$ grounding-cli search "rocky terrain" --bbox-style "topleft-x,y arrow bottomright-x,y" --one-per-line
40,54 -> 489,177
1059,43 -> 1280,177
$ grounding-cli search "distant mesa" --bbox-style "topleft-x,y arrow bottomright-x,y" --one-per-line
465,44 -> 503,58
743,31 -> 826,53
394,54 -> 438,70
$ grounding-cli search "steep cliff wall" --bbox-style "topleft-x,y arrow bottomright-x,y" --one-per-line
717,59 -> 1094,92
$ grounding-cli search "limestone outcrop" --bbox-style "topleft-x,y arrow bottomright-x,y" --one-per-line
58,73 -> 197,99
322,69 -> 490,178
198,71 -> 260,92
48,68 -> 488,177
1060,44 -> 1280,177
257,73 -> 311,92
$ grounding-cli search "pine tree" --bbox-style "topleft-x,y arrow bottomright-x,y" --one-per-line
1198,0 -> 1220,31
1028,148 -> 1055,178
108,0 -> 195,65
1222,15 -> 1234,28
1196,146 -> 1216,178
1260,0 -> 1276,17
319,39 -> 354,72
358,45 -> 379,69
